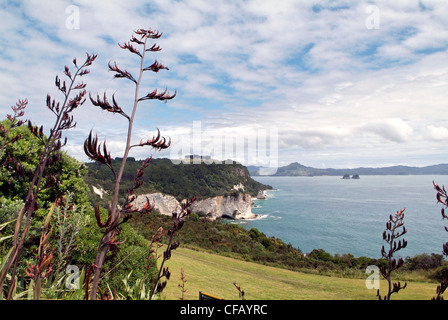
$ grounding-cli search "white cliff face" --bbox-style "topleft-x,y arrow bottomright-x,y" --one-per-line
132,192 -> 256,220
233,183 -> 245,192
190,193 -> 256,220
92,185 -> 107,199
133,193 -> 181,216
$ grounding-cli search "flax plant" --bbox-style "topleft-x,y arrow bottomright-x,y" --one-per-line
84,28 -> 176,300
148,196 -> 196,299
377,208 -> 407,300
432,181 -> 448,300
0,99 -> 27,162
0,53 -> 96,299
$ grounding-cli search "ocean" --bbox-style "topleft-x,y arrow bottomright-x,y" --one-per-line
231,175 -> 448,259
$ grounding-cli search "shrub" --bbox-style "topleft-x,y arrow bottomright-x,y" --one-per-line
309,249 -> 333,262
261,237 -> 272,250
405,253 -> 444,271
249,228 -> 261,240
70,206 -> 156,296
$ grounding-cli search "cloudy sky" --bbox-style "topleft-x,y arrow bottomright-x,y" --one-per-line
1,0 -> 448,170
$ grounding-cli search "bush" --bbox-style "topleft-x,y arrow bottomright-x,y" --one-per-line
249,228 -> 261,240
70,207 -> 157,296
0,121 -> 90,208
429,266 -> 448,283
405,253 -> 444,271
309,249 -> 333,262
0,197 -> 23,224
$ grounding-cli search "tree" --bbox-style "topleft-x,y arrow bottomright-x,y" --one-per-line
0,121 -> 89,207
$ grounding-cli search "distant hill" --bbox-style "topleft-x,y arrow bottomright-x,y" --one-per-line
83,157 -> 272,204
248,162 -> 448,176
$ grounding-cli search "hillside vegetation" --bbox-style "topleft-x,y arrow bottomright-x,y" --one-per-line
84,157 -> 272,204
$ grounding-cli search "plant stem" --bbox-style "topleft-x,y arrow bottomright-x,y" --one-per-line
89,34 -> 149,300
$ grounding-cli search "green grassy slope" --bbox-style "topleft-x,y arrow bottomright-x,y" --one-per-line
161,246 -> 437,300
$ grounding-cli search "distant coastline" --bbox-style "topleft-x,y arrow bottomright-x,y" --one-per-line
248,162 -> 448,176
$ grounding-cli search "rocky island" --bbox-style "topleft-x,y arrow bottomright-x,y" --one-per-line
342,174 -> 360,179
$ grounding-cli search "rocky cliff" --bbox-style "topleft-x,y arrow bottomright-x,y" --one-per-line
190,193 -> 256,220
131,192 -> 256,220
86,157 -> 271,221
132,192 -> 181,216
84,157 -> 272,203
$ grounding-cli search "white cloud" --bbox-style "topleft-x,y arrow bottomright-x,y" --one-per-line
426,125 -> 448,141
358,118 -> 414,143
1,0 -> 448,168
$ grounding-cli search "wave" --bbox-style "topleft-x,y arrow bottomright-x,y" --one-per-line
239,214 -> 282,222
255,214 -> 271,220
244,214 -> 270,221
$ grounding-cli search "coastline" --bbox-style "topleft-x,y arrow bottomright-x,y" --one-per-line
241,175 -> 447,258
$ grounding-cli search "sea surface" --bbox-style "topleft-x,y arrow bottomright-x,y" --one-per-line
231,175 -> 448,258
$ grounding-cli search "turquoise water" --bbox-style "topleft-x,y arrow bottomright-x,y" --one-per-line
232,175 -> 448,258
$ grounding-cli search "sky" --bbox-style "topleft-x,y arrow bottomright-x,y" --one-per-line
1,0 -> 448,170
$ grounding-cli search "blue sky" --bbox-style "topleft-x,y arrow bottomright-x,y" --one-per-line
1,0 -> 448,169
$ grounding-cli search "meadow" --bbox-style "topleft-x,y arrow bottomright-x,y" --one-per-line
161,246 -> 437,300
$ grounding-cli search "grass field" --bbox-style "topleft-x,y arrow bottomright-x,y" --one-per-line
161,246 -> 438,300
